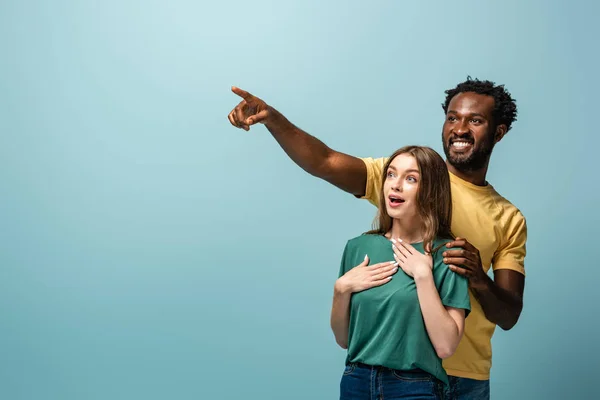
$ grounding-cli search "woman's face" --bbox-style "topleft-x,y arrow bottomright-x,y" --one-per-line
383,153 -> 420,222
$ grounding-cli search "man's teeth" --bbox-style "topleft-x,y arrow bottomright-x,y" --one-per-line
452,142 -> 471,148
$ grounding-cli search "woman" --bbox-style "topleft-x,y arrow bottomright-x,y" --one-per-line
330,146 -> 471,399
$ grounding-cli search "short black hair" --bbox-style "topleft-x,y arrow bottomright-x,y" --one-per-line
442,77 -> 518,131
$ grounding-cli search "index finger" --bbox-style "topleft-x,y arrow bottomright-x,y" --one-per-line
231,86 -> 253,100
393,239 -> 414,255
442,248 -> 474,259
445,237 -> 474,251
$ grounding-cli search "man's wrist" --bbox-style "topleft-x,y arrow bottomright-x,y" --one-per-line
264,106 -> 284,128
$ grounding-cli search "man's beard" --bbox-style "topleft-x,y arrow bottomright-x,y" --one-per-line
442,131 -> 495,172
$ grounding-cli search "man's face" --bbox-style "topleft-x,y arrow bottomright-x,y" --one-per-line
442,92 -> 498,172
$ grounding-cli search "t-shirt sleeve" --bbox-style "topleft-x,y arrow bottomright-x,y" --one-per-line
358,157 -> 388,206
434,248 -> 471,317
338,241 -> 351,278
492,211 -> 527,276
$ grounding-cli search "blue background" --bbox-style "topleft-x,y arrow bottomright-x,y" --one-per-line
1,1 -> 598,399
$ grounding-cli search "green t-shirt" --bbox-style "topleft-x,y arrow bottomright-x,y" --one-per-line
338,234 -> 471,385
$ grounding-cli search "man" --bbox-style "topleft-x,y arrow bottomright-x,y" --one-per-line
227,77 -> 527,400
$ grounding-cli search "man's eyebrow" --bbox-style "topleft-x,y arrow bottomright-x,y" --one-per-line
448,110 -> 487,119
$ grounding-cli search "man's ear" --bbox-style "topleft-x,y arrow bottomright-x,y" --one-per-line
494,124 -> 508,143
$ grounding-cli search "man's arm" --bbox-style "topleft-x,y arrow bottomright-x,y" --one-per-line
227,86 -> 367,196
443,238 -> 525,330
469,269 -> 524,331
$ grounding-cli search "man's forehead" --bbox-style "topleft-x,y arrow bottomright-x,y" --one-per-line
448,92 -> 494,114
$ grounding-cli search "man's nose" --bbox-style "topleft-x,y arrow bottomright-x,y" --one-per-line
455,119 -> 469,135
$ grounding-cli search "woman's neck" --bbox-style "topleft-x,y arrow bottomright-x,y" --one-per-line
386,218 -> 424,243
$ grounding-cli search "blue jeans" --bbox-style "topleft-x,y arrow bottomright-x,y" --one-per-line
444,376 -> 490,400
340,363 -> 444,399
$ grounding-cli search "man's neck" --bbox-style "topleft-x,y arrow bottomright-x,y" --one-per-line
446,161 -> 489,186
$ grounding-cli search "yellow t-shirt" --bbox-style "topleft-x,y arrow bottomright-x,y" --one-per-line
361,157 -> 527,380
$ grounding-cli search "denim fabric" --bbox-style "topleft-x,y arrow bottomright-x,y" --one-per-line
340,363 -> 444,400
444,376 -> 490,400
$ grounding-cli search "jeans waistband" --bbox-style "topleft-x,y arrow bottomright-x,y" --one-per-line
350,362 -> 429,376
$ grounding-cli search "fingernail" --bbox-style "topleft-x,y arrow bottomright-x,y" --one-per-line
443,258 -> 448,263
364,255 -> 368,260
393,267 -> 398,272
392,244 -> 397,250
398,238 -> 403,242
393,262 -> 399,267
391,238 -> 396,243
389,261 -> 395,264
